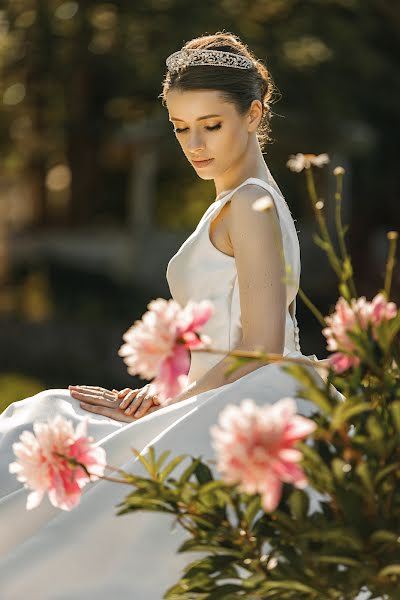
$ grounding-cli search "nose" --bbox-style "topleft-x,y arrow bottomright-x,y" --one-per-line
186,132 -> 205,154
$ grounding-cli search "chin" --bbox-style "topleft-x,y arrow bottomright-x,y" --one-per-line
195,172 -> 215,181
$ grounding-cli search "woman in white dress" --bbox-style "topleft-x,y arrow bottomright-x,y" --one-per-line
0,32 -> 332,599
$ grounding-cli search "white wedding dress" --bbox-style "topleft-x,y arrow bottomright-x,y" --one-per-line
0,176 -> 346,599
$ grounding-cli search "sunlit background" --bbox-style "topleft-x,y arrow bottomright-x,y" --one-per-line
1,1 -> 399,412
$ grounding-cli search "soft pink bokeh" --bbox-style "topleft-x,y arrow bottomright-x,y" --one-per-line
322,293 -> 397,373
210,397 -> 316,513
118,298 -> 214,403
9,416 -> 106,511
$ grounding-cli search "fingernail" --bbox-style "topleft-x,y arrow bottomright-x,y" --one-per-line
119,400 -> 126,409
124,407 -> 131,414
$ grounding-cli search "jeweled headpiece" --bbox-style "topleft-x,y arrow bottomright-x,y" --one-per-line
166,49 -> 253,74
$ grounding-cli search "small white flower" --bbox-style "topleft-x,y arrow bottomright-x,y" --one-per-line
333,166 -> 345,176
286,153 -> 330,172
252,196 -> 273,212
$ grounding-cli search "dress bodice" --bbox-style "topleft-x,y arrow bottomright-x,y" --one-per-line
166,177 -> 302,383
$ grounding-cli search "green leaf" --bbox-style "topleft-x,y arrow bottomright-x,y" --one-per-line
355,462 -> 375,495
378,564 -> 400,578
159,454 -> 188,482
182,555 -> 236,577
205,584 -> 244,598
131,447 -> 152,475
259,580 -> 320,594
241,572 -> 266,590
178,539 -> 242,558
117,496 -> 175,514
198,480 -> 231,509
148,445 -> 156,469
190,514 -> 218,530
282,364 -> 333,415
370,530 -> 399,545
288,489 -> 309,521
390,401 -> 400,433
244,495 -> 261,528
199,480 -> 229,495
331,401 -> 372,430
331,457 -> 350,483
195,462 -> 214,484
166,572 -> 214,594
272,510 -> 300,534
301,527 -> 364,552
297,443 -> 335,492
366,414 -> 385,440
374,462 -> 400,486
155,449 -> 172,472
179,458 -> 202,484
313,555 -> 362,567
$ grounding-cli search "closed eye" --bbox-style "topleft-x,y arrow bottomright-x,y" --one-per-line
174,123 -> 222,134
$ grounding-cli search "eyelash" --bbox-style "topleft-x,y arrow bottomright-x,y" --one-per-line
174,124 -> 222,134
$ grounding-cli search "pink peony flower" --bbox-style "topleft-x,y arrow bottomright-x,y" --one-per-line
329,352 -> 360,374
370,293 -> 397,326
210,398 -> 316,513
9,416 -> 106,511
323,293 -> 398,372
118,298 -> 214,403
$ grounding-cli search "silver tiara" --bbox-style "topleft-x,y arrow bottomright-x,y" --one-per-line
166,49 -> 253,74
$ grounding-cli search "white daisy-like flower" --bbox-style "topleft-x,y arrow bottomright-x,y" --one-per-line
286,153 -> 330,172
252,196 -> 274,212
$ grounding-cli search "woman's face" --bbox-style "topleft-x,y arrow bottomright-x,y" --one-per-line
166,89 -> 255,181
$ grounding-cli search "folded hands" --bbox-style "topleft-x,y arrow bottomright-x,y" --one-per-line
68,384 -> 162,422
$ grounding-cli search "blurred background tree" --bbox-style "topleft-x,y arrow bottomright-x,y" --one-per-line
0,0 -> 398,409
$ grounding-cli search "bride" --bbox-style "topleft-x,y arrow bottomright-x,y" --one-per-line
0,32 -> 332,599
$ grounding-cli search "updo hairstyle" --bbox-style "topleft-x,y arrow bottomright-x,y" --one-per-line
160,31 -> 279,150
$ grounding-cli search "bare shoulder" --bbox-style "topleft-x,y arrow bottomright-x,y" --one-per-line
228,183 -> 279,224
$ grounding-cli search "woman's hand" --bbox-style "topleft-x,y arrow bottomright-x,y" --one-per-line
116,384 -> 162,418
68,385 -> 161,422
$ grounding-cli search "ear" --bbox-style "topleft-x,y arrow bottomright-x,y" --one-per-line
247,99 -> 263,133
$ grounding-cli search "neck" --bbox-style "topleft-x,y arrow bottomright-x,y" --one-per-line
214,135 -> 270,197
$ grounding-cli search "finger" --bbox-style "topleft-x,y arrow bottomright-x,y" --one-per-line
69,385 -> 105,392
70,390 -> 118,407
68,385 -> 116,399
134,397 -> 155,419
119,388 -> 140,408
117,388 -> 133,398
123,390 -> 150,416
119,389 -> 140,410
124,385 -> 150,408
80,403 -> 135,423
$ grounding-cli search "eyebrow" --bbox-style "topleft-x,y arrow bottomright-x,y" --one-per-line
169,114 -> 221,122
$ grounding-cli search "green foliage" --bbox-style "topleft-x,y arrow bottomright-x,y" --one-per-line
110,162 -> 400,598
116,437 -> 400,598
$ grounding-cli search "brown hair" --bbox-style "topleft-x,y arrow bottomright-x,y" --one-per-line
160,31 -> 279,150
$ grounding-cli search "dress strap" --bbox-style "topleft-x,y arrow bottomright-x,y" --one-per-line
215,177 -> 293,217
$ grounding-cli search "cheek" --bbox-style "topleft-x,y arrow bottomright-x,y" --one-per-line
217,129 -> 246,158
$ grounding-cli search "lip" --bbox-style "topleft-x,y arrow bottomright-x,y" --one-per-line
192,158 -> 214,168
